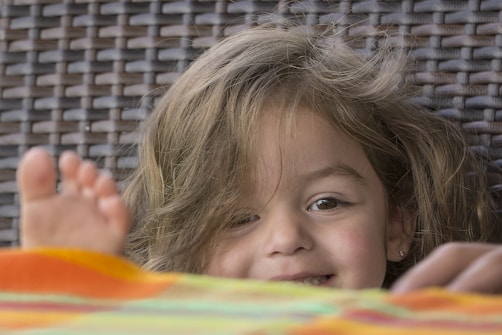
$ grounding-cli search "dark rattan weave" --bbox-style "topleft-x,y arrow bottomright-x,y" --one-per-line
1,0 -> 501,246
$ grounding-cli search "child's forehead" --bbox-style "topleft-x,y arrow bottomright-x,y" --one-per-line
254,104 -> 339,140
244,107 -> 365,177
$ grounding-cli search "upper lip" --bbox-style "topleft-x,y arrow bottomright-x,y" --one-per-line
269,272 -> 331,281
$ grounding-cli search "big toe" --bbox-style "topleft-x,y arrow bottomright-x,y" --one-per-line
17,147 -> 57,202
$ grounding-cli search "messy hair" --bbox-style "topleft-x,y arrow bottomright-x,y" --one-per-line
123,24 -> 500,286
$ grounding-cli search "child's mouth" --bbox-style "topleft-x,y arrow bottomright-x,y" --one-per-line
293,275 -> 332,286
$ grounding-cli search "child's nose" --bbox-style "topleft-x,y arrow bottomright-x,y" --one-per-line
264,210 -> 313,256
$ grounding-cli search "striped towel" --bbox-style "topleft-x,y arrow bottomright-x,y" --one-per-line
0,248 -> 501,334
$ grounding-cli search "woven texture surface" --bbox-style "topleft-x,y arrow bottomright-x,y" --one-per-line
1,0 -> 502,246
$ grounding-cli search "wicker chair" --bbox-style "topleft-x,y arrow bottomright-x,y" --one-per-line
1,0 -> 501,246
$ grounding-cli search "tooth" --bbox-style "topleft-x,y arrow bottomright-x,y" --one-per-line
298,276 -> 328,286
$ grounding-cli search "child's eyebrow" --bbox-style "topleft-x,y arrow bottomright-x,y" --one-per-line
301,165 -> 365,184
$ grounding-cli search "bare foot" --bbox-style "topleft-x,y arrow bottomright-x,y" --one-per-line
17,147 -> 129,255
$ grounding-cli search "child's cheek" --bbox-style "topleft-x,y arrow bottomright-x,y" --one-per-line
330,226 -> 386,260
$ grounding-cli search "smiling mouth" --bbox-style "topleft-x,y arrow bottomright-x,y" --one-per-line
293,275 -> 332,286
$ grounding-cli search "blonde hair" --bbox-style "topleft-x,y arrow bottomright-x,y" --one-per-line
123,24 -> 500,286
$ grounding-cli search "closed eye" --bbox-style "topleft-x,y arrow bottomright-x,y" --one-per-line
232,214 -> 260,227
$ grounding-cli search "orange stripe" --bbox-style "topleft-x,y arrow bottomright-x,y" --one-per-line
37,248 -> 168,282
292,316 -> 502,335
387,289 -> 502,315
0,249 -> 177,300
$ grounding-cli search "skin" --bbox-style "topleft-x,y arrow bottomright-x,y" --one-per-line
392,242 -> 502,294
205,107 -> 412,289
18,147 -> 129,254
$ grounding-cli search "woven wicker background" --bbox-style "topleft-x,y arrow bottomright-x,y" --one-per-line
1,0 -> 501,246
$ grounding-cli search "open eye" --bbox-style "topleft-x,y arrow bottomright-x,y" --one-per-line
307,197 -> 342,211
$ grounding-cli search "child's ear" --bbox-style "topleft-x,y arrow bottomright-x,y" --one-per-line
386,205 -> 415,262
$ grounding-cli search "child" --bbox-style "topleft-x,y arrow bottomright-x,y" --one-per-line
17,147 -> 502,293
19,24 -> 502,291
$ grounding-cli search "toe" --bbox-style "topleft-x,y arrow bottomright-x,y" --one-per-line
94,173 -> 117,197
59,151 -> 80,178
59,151 -> 81,194
78,160 -> 99,188
17,147 -> 56,202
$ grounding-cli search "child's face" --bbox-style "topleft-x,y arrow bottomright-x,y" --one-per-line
206,107 -> 396,289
